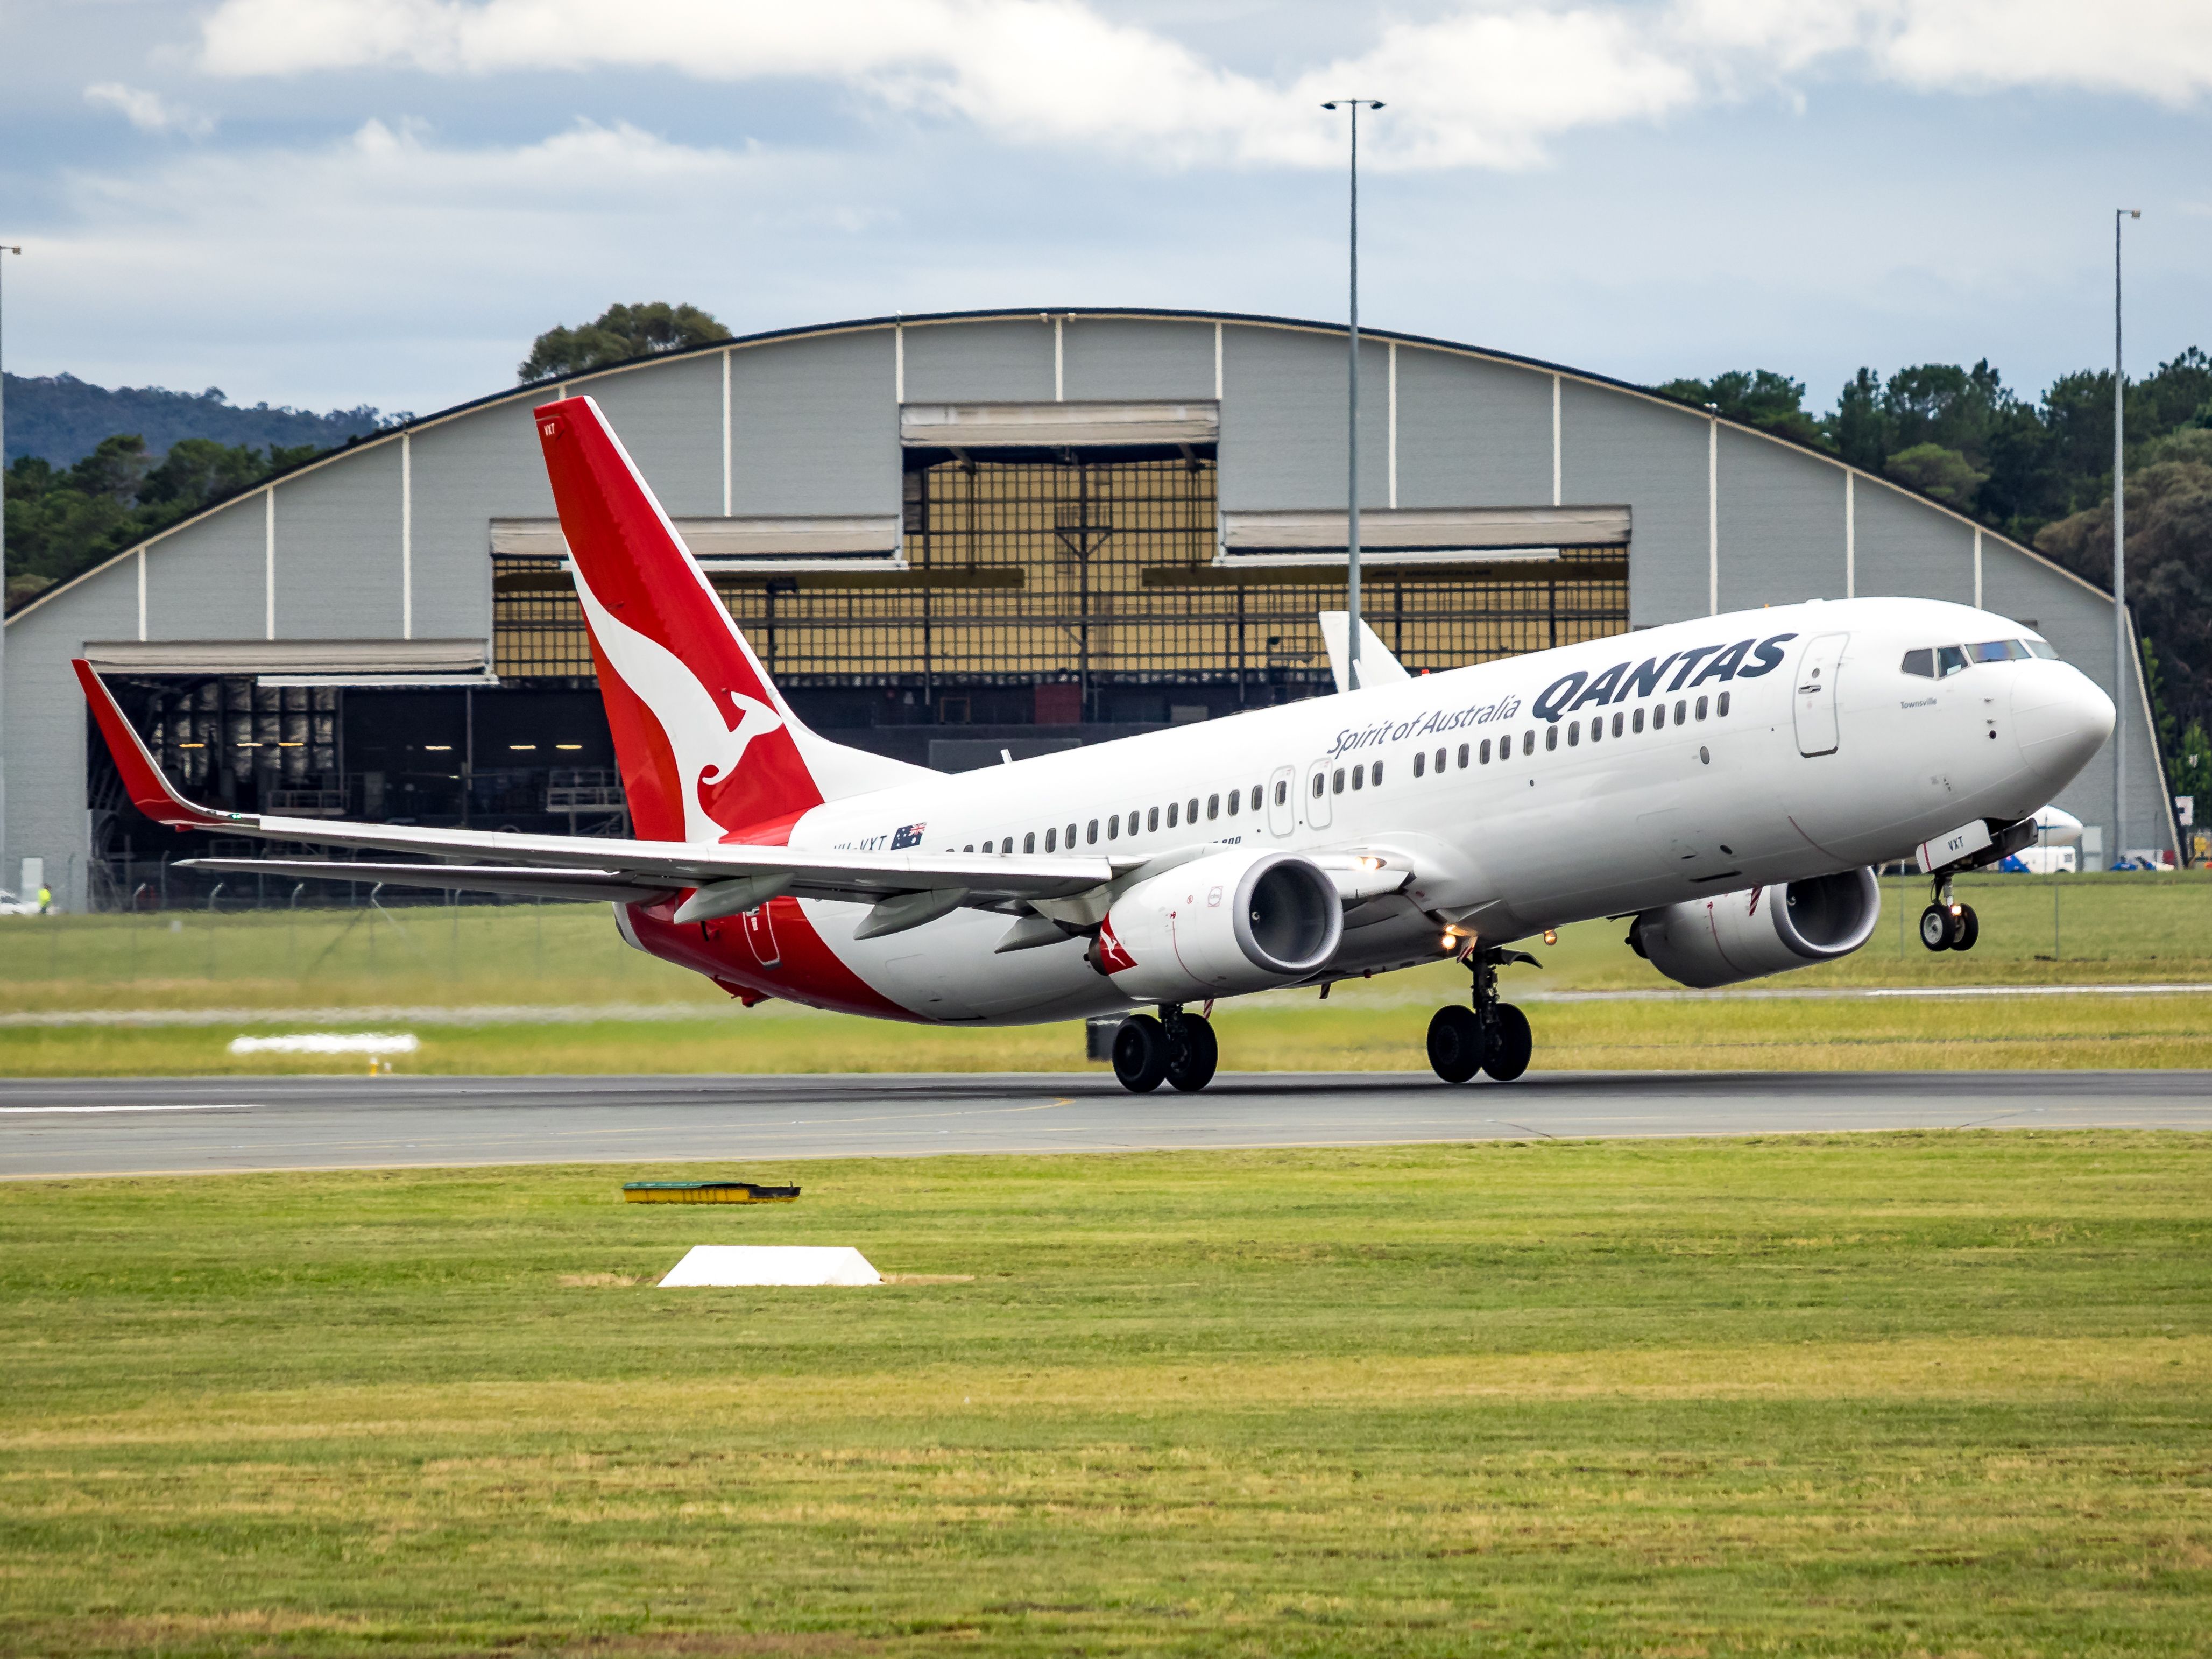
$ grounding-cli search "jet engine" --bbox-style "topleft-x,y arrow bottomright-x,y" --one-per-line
1629,867 -> 1881,990
1096,849 -> 1342,1001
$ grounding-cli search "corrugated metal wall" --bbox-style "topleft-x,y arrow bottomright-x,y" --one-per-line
1,309 -> 2164,907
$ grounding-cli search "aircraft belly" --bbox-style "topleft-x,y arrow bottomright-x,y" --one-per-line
808,900 -> 1116,1024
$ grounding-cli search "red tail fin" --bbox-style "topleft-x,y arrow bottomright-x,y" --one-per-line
534,396 -> 823,843
73,660 -> 226,830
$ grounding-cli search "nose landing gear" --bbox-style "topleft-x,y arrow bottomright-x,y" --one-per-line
1917,877 -> 1980,952
1110,1004 -> 1218,1093
1427,945 -> 1537,1084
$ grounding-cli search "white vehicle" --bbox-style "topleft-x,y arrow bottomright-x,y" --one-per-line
81,396 -> 2116,1090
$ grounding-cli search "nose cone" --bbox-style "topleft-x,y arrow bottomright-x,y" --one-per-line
2013,663 -> 2116,786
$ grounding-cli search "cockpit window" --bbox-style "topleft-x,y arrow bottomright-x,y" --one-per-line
1970,639 -> 2032,662
1901,648 -> 1934,678
1934,645 -> 1969,677
2025,639 -> 2058,660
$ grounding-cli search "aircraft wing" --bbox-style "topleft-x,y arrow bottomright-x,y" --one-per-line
79,659 -> 1122,914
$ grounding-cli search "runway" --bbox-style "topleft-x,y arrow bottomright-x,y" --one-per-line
2,1070 -> 2206,1178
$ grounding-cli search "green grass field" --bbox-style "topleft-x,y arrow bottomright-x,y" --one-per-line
3,1134 -> 2208,1656
4,873 -> 2210,1076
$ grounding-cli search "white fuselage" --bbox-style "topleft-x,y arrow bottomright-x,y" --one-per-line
735,598 -> 2110,1023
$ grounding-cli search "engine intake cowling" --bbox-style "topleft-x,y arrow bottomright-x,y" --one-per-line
1098,849 -> 1342,1001
1630,867 -> 1881,989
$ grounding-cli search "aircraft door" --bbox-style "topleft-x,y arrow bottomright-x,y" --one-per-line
1267,765 -> 1297,836
743,902 -> 782,970
1794,633 -> 1848,757
1303,760 -> 1333,829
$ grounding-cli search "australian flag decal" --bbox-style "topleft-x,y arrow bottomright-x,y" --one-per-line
890,823 -> 927,850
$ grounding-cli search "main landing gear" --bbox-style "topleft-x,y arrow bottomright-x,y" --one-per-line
1426,947 -> 1537,1085
1918,876 -> 1980,952
1111,1004 -> 1219,1094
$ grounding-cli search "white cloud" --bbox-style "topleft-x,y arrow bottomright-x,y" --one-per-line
84,81 -> 215,137
192,0 -> 2212,174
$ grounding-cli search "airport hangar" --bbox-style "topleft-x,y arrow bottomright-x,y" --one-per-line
1,307 -> 2180,911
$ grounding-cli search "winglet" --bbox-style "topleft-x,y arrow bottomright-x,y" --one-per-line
72,659 -> 229,829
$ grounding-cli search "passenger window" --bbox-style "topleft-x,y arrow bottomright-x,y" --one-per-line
1455,744 -> 1468,768
1274,780 -> 1288,806
1372,761 -> 1384,785
1673,699 -> 1687,724
1901,648 -> 1935,678
1716,692 -> 1730,717
1588,717 -> 1602,744
1226,789 -> 1239,816
1168,801 -> 1180,826
1066,822 -> 1076,848
1478,739 -> 1490,765
1652,703 -> 1664,729
1438,747 -> 1450,772
1188,797 -> 1199,822
1310,774 -> 1323,800
1003,837 -> 1014,854
1523,731 -> 1535,756
1148,806 -> 1160,831
1633,707 -> 1645,733
1695,696 -> 1708,721
1332,768 -> 1345,794
1935,645 -> 1969,677
963,844 -> 974,853
1249,786 -> 1262,811
1545,725 -> 1559,752
1413,751 -> 1426,778
1107,814 -> 1119,839
1612,712 -> 1624,737
1567,721 -> 1580,746
1045,827 -> 1056,852
1350,766 -> 1363,791
1086,819 -> 1098,845
1206,793 -> 1220,818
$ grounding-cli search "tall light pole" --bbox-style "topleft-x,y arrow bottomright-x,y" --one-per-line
1323,98 -> 1382,691
0,243 -> 19,896
2114,208 -> 2139,866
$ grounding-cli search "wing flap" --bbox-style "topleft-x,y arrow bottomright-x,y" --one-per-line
179,859 -> 679,905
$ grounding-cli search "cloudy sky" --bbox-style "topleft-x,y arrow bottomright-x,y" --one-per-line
4,0 -> 2208,420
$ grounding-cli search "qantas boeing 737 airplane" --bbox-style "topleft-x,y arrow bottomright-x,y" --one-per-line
76,396 -> 2117,1090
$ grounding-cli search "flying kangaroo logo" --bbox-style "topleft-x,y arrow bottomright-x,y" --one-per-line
573,572 -> 790,842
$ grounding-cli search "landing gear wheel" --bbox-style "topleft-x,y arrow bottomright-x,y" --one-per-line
1164,1013 -> 1218,1092
1952,905 -> 1980,951
1426,1005 -> 1487,1084
1919,905 -> 1953,951
1111,1014 -> 1169,1093
1482,1004 -> 1533,1083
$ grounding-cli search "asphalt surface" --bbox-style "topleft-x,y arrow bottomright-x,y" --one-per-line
3,1070 -> 2206,1178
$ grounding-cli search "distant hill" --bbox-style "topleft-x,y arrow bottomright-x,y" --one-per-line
3,372 -> 398,468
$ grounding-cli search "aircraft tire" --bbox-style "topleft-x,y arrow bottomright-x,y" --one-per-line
1482,1004 -> 1533,1083
1426,1005 -> 1486,1084
1165,1015 -> 1218,1092
1919,905 -> 1953,951
1953,905 -> 1980,951
1112,1014 -> 1169,1093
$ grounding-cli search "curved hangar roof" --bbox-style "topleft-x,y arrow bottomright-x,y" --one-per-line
3,306 -> 2173,888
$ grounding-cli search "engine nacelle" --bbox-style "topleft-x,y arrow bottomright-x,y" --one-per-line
1630,867 -> 1881,990
1097,849 -> 1342,1001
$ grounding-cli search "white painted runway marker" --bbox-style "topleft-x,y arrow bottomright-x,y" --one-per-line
0,1104 -> 255,1115
659,1246 -> 882,1287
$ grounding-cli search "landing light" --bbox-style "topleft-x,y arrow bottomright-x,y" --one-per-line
1353,855 -> 1385,871
1543,929 -> 1558,945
